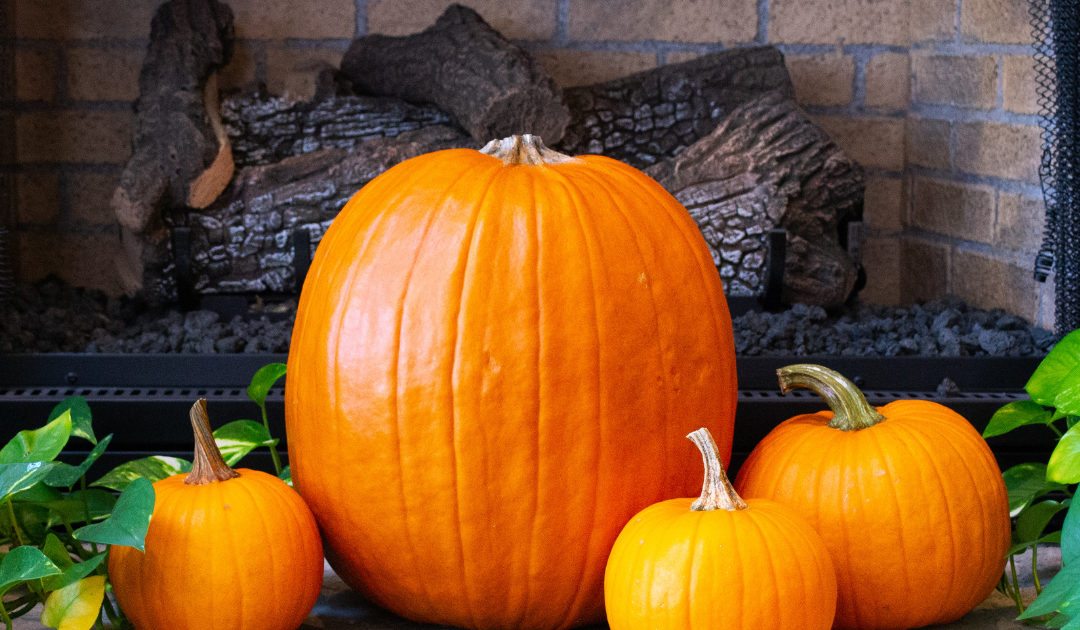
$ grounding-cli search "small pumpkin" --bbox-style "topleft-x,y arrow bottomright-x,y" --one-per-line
734,364 -> 1011,630
605,427 -> 837,630
286,134 -> 738,630
109,400 -> 324,630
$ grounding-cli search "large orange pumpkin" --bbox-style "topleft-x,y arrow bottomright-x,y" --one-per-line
285,135 -> 738,630
734,364 -> 1011,630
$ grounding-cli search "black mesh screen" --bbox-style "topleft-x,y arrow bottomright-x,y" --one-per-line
1031,0 -> 1080,332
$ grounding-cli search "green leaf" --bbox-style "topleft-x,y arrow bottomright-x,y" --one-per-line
983,401 -> 1054,438
44,434 -> 113,488
0,461 -> 59,503
1050,423 -> 1080,484
1029,329 -> 1080,406
43,489 -> 117,527
41,533 -> 75,571
10,482 -> 63,503
41,554 -> 105,593
213,420 -> 279,467
1006,531 -> 1062,556
1063,499 -> 1080,566
90,456 -> 191,492
0,545 -> 62,593
1003,463 -> 1067,516
40,575 -> 105,630
0,412 -> 72,464
278,465 -> 291,487
48,397 -> 95,446
1016,500 -> 1069,544
1020,561 -> 1080,618
1047,613 -> 1075,629
73,477 -> 154,552
247,362 -> 287,407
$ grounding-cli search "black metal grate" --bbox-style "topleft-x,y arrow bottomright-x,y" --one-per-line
0,386 -> 286,402
1031,0 -> 1080,332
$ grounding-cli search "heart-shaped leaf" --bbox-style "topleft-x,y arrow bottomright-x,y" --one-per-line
41,533 -> 75,571
48,397 -> 96,445
41,553 -> 106,593
44,435 -> 113,488
247,363 -> 287,407
983,401 -> 1054,438
1050,424 -> 1080,484
1003,463 -> 1067,516
1015,499 -> 1068,545
213,420 -> 278,466
0,412 -> 72,464
0,545 -> 62,594
1028,329 -> 1080,406
10,481 -> 63,503
40,575 -> 105,630
90,456 -> 191,492
1007,531 -> 1062,556
1020,561 -> 1080,618
73,477 -> 154,552
1063,500 -> 1080,566
43,489 -> 117,528
0,461 -> 59,503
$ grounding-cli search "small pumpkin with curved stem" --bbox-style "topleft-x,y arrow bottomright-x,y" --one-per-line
605,427 -> 837,630
734,364 -> 1011,630
109,399 -> 324,630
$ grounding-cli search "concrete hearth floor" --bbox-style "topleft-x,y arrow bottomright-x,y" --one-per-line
11,546 -> 1064,630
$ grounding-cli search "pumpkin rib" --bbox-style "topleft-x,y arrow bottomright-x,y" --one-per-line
240,478 -> 283,621
539,164 -> 606,627
865,423 -> 916,611
569,165 -> 673,484
761,509 -> 809,628
445,162 -> 506,628
752,509 -> 788,629
892,419 -> 962,626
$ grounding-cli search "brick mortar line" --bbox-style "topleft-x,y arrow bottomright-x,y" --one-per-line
11,163 -> 121,175
12,38 -> 149,49
755,0 -> 769,45
8,101 -> 134,113
903,228 -> 1044,265
911,41 -> 1036,55
519,39 -> 734,53
801,104 -> 906,119
908,103 -> 1042,125
268,39 -> 353,50
909,165 -> 1043,195
354,0 -> 368,37
13,223 -> 119,237
555,0 -> 569,46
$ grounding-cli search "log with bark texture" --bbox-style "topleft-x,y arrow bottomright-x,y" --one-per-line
111,0 -> 234,302
557,47 -> 794,170
646,92 -> 864,308
188,125 -> 479,294
340,4 -> 569,144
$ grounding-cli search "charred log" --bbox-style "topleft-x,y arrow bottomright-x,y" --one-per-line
646,92 -> 863,307
340,4 -> 569,144
222,94 -> 454,167
188,125 -> 478,293
557,47 -> 794,169
112,0 -> 235,302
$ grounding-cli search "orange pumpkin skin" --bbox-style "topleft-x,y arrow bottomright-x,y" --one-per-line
109,470 -> 324,630
285,139 -> 738,630
605,498 -> 837,630
734,401 -> 1010,630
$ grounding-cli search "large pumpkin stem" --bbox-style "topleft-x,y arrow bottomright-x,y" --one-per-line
687,428 -> 747,511
184,398 -> 240,485
479,134 -> 583,166
777,364 -> 887,432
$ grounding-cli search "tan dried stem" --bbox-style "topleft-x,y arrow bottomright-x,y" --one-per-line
687,427 -> 747,511
479,134 -> 583,166
184,398 -> 240,485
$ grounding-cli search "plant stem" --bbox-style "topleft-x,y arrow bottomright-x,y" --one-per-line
79,475 -> 100,555
259,403 -> 284,476
7,601 -> 36,619
1049,422 -> 1064,438
686,428 -> 748,511
0,601 -> 12,630
59,515 -> 91,561
1032,545 -> 1043,595
4,501 -> 25,547
1010,555 -> 1025,615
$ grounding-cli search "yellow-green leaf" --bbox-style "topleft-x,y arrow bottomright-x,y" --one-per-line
40,575 -> 105,630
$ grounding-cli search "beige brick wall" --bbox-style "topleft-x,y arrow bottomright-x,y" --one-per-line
3,0 -> 1050,328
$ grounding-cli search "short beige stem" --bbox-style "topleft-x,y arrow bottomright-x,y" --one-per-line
184,398 -> 240,485
479,134 -> 583,166
687,427 -> 747,511
776,364 -> 886,432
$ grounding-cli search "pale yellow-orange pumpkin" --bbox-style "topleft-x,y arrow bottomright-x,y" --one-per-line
606,428 -> 838,630
109,400 -> 324,630
285,135 -> 739,630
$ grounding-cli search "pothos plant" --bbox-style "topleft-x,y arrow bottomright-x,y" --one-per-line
984,328 -> 1080,624
0,363 -> 288,630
